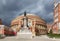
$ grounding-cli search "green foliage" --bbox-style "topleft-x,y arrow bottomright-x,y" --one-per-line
47,29 -> 60,38
47,33 -> 60,38
0,34 -> 5,39
50,29 -> 52,34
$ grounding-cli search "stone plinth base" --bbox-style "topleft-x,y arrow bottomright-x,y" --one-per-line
17,28 -> 32,38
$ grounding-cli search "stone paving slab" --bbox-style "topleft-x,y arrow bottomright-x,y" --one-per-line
0,35 -> 60,41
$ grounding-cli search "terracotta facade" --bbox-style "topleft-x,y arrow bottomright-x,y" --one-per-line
52,3 -> 60,34
11,14 -> 47,36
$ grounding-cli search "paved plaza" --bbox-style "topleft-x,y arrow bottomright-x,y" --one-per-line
0,35 -> 60,41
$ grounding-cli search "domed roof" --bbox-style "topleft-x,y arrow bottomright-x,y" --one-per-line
14,14 -> 43,20
11,13 -> 46,26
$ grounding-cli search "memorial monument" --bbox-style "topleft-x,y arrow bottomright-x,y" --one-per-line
17,12 -> 32,38
11,12 -> 47,38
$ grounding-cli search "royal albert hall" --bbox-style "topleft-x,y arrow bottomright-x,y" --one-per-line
11,13 -> 47,36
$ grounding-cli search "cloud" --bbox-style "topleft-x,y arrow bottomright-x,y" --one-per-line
0,0 -> 54,26
44,12 -> 54,23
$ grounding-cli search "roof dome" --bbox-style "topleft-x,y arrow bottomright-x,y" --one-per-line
11,13 -> 46,26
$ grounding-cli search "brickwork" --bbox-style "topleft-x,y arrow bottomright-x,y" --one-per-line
11,14 -> 47,35
53,3 -> 60,34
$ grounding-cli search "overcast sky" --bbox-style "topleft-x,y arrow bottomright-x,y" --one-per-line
0,0 -> 59,26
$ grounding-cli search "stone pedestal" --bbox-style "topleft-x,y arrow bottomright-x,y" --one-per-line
17,13 -> 33,38
17,27 -> 32,38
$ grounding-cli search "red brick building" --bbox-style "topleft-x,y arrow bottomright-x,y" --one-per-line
52,3 -> 60,34
11,14 -> 47,36
0,25 -> 16,36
